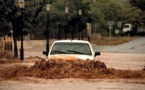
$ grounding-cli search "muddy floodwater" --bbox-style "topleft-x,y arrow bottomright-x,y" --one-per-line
0,78 -> 145,90
97,53 -> 145,70
0,53 -> 145,90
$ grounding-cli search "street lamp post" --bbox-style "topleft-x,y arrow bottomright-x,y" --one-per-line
65,6 -> 68,40
18,0 -> 25,61
46,4 -> 50,56
88,11 -> 92,42
78,9 -> 82,40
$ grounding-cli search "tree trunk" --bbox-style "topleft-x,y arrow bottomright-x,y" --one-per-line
13,27 -> 18,58
13,35 -> 18,57
78,31 -> 80,40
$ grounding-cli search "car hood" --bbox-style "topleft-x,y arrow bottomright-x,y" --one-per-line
48,54 -> 94,60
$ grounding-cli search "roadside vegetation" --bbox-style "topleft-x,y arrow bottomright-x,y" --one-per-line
91,37 -> 133,45
0,0 -> 145,58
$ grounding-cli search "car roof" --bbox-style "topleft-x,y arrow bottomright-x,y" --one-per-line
53,40 -> 90,43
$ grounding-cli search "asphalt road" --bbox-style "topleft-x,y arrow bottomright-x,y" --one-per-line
93,37 -> 145,53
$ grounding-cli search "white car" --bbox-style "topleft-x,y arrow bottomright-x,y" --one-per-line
43,40 -> 100,60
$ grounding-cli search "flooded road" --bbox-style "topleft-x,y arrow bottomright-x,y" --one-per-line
0,37 -> 145,90
0,79 -> 145,90
97,53 -> 145,70
0,52 -> 145,90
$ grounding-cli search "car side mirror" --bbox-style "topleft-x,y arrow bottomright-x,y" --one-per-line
94,52 -> 101,57
43,51 -> 48,56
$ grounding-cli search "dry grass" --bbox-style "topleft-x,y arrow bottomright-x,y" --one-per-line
47,37 -> 133,46
91,37 -> 133,45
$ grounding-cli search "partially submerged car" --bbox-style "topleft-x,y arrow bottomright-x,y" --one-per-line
43,40 -> 100,60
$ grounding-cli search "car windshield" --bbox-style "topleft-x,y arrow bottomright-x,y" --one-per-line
124,25 -> 129,28
50,42 -> 92,55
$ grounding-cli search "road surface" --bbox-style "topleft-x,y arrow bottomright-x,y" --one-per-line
93,37 -> 145,53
